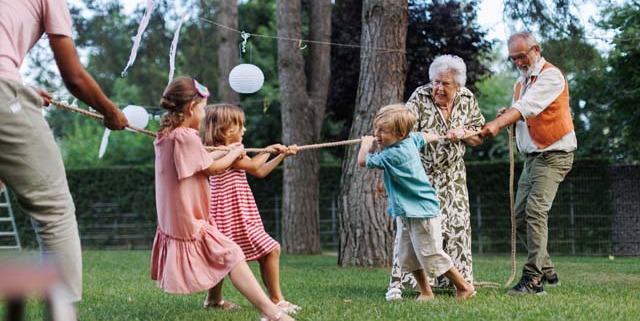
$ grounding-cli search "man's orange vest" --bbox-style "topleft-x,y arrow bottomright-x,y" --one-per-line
514,62 -> 574,149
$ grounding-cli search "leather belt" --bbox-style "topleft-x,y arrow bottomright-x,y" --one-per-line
526,150 -> 571,157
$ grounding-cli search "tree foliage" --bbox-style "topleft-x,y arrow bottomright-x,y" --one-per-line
592,1 -> 640,162
33,0 -> 285,167
502,0 -> 586,39
404,0 -> 493,98
502,0 -> 640,163
328,0 -> 494,162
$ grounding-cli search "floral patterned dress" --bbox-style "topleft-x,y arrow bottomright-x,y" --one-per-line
388,84 -> 485,290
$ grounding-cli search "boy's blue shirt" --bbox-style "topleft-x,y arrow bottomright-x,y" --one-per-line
365,132 -> 440,218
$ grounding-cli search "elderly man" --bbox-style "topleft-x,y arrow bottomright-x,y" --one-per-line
481,31 -> 577,295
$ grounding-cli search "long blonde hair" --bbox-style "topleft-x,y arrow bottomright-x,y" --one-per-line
201,103 -> 245,146
158,76 -> 206,136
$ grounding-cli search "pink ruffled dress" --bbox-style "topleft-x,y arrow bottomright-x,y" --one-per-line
150,127 -> 245,294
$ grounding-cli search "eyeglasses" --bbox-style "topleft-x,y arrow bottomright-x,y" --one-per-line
193,78 -> 211,98
432,79 -> 455,89
508,46 -> 536,63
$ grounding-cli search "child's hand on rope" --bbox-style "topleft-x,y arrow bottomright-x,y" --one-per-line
357,136 -> 375,167
267,144 -> 288,154
284,144 -> 299,156
229,143 -> 246,160
424,132 -> 440,144
360,135 -> 375,149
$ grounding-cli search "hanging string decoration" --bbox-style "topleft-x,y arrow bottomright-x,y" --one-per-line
121,0 -> 156,77
228,31 -> 264,94
168,13 -> 188,85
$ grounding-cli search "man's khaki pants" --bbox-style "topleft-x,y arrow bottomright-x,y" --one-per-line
516,151 -> 574,279
0,78 -> 82,303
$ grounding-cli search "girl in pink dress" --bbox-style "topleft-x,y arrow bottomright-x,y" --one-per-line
150,76 -> 295,321
201,104 -> 301,315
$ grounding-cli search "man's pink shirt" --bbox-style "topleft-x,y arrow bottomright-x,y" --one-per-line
0,0 -> 73,83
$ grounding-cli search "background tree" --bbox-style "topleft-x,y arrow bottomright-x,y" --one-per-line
52,0 -> 168,166
235,1 -> 284,150
327,0 -> 493,162
326,0 -> 363,154
404,0 -> 493,99
501,0 -> 630,162
215,0 -> 239,103
276,0 -> 332,254
338,0 -> 408,267
502,0 -> 585,39
592,2 -> 640,162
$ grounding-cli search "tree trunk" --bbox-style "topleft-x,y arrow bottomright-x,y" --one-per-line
338,0 -> 408,266
216,0 -> 239,104
276,0 -> 332,254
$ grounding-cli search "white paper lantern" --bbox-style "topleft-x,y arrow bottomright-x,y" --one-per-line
228,63 -> 264,94
122,105 -> 150,130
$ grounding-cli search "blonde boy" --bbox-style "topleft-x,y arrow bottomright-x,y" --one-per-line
357,104 -> 476,301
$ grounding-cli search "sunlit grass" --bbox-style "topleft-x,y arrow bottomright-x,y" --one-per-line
3,251 -> 639,320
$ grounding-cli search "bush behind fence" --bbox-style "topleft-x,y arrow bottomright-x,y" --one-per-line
3,160 -> 639,256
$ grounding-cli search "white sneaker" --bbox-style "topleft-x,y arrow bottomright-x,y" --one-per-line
385,288 -> 402,301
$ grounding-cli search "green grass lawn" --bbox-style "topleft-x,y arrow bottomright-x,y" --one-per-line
3,251 -> 640,320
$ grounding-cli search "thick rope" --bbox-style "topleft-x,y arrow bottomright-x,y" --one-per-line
51,100 -> 483,153
505,124 -> 517,288
206,138 -> 364,153
206,131 -> 483,153
474,281 -> 501,289
50,100 -> 157,137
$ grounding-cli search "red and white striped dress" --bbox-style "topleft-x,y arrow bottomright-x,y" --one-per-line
209,169 -> 279,261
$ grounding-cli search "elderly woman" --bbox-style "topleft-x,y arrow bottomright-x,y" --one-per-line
385,55 -> 484,300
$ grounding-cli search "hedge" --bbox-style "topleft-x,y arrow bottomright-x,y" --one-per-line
5,160 -> 622,255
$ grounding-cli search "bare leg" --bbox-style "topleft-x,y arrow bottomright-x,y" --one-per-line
410,269 -> 434,301
258,247 -> 284,303
204,280 -> 224,306
443,267 -> 476,300
228,261 -> 294,321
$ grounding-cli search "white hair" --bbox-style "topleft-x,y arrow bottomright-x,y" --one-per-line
508,31 -> 538,47
428,54 -> 467,87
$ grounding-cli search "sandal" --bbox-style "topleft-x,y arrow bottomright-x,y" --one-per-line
202,299 -> 242,310
275,301 -> 301,314
260,309 -> 291,321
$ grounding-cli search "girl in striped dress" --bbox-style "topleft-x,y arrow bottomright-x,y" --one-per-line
151,77 -> 294,321
201,103 -> 301,315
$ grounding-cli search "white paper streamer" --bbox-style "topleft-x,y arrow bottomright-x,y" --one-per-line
168,13 -> 188,85
121,0 -> 156,77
